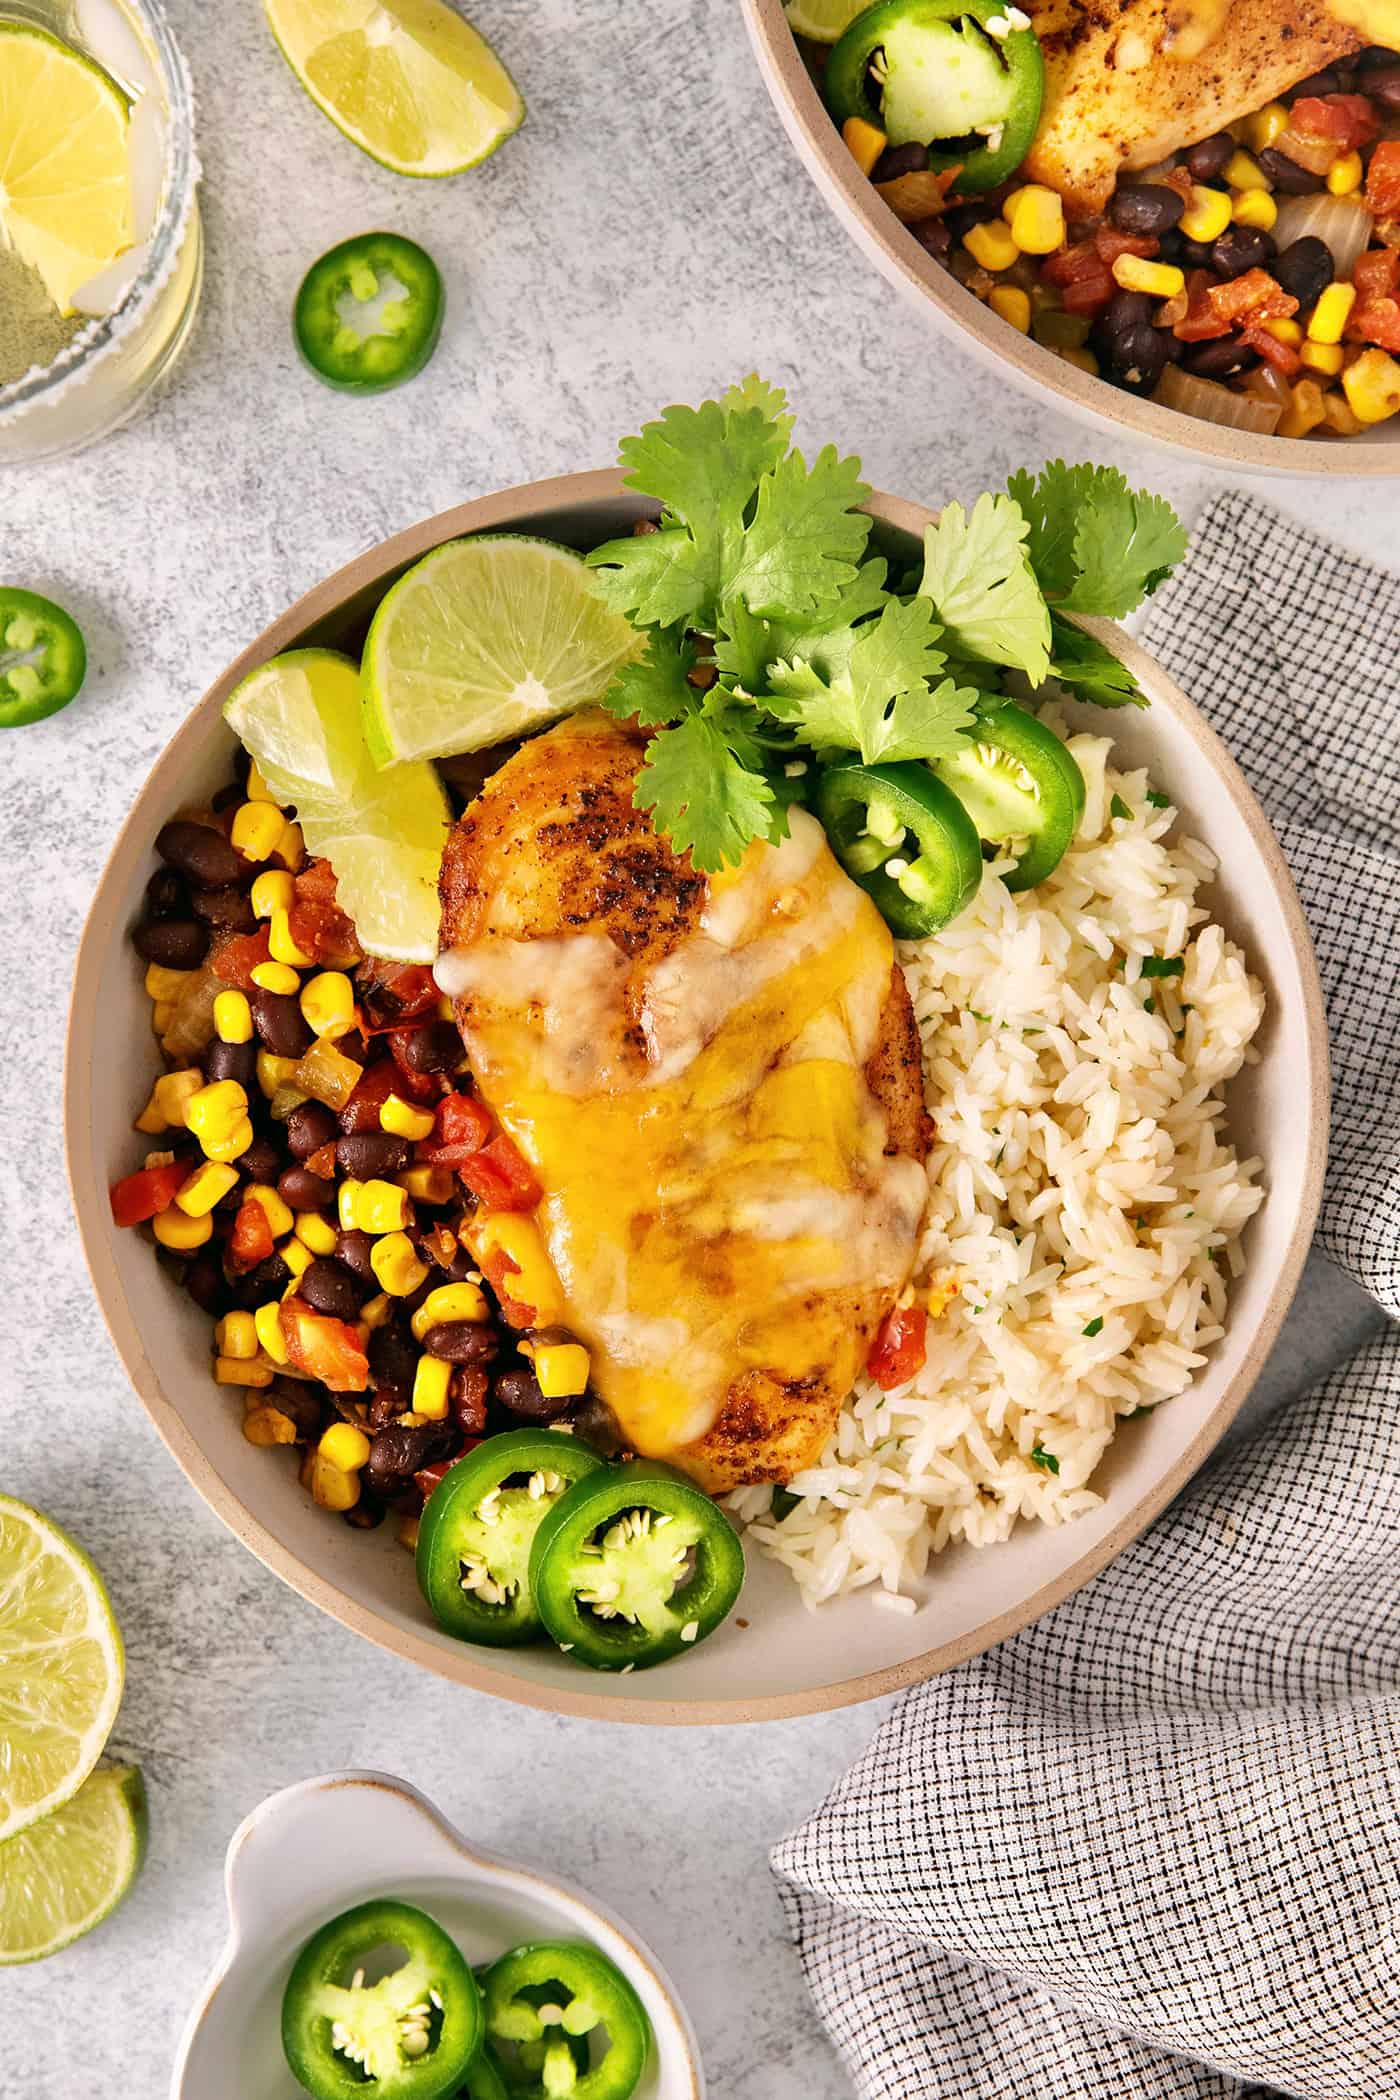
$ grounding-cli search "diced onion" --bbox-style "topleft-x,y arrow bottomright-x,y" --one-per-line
1272,192 -> 1374,281
1153,364 -> 1283,433
876,170 -> 953,224
1270,125 -> 1338,178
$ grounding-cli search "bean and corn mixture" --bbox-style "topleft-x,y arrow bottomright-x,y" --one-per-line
812,25 -> 1400,437
110,755 -> 613,1547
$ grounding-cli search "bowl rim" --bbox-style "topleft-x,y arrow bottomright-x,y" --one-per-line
65,465 -> 1330,1726
741,0 -> 1400,479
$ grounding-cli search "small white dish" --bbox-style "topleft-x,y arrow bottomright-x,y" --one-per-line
171,1770 -> 703,2100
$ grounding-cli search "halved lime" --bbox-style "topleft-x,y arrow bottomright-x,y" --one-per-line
225,648 -> 452,964
0,1496 -> 124,1845
362,536 -> 645,767
262,0 -> 524,177
784,0 -> 870,41
0,23 -> 133,313
0,1766 -> 145,1964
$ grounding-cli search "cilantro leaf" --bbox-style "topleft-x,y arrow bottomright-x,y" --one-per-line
1060,473 -> 1188,619
721,372 -> 795,440
726,444 -> 871,619
586,523 -> 713,632
1030,1445 -> 1060,1475
1007,462 -> 1100,601
919,494 -> 1050,683
634,709 -> 776,874
598,628 -> 700,728
1138,954 -> 1184,979
1046,612 -> 1147,709
769,597 -> 976,764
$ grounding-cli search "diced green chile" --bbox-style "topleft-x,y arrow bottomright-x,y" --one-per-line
0,587 -> 86,727
417,1429 -> 603,1646
529,1462 -> 744,1671
281,1898 -> 482,2100
481,1941 -> 651,2100
930,705 -> 1085,891
815,760 -> 983,938
825,0 -> 1044,193
294,232 -> 444,395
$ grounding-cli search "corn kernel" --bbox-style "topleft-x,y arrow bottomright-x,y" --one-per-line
841,115 -> 886,177
1224,149 -> 1268,191
532,1342 -> 590,1400
250,959 -> 301,995
338,1179 -> 365,1231
243,1404 -> 296,1447
380,1093 -> 436,1142
213,989 -> 254,1044
299,970 -> 355,1040
320,1422 -> 371,1472
1301,338 -> 1345,376
1179,185 -> 1232,243
305,1451 -> 360,1511
256,1050 -> 301,1099
1308,282 -> 1357,345
215,1356 -> 275,1388
398,1516 -> 420,1552
1321,388 -> 1364,435
1327,150 -> 1363,197
134,1086 -> 169,1136
175,1160 -> 239,1216
357,1179 -> 413,1235
144,963 -> 191,1002
150,1207 -> 209,1256
437,993 -> 455,1021
1007,184 -> 1063,256
250,869 -> 295,919
216,1311 -> 259,1360
151,1001 -> 176,1036
1278,377 -> 1328,439
279,1236 -> 314,1283
470,1214 -> 565,1322
205,1117 -> 255,1165
1231,187 -> 1277,232
244,759 -> 279,804
411,1282 -> 490,1341
1057,345 -> 1100,376
1342,346 -> 1400,424
152,1068 -> 204,1127
295,1211 -> 339,1255
275,820 -> 305,872
1262,317 -> 1302,346
1245,101 -> 1289,151
964,218 -> 1019,272
254,1301 -> 289,1364
371,1231 -> 430,1297
230,801 -> 287,861
361,1292 -> 393,1331
268,908 -> 314,968
399,1164 -> 454,1205
186,1078 -> 250,1159
987,284 -> 1032,333
1111,254 -> 1184,299
244,1182 -> 294,1240
412,1355 -> 453,1421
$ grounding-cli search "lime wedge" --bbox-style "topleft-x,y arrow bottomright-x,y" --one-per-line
0,1766 -> 145,1965
362,536 -> 645,767
225,649 -> 451,964
784,0 -> 870,41
262,0 -> 523,177
0,23 -> 133,313
0,1496 -> 124,1845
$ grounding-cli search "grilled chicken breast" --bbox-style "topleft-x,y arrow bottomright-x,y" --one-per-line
436,711 -> 930,1493
1023,0 -> 1363,214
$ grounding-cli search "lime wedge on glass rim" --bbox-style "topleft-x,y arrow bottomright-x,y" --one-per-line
225,649 -> 451,964
0,22 -> 133,314
0,1495 -> 124,1846
262,0 -> 523,177
0,1766 -> 146,1965
783,0 -> 870,42
362,535 -> 646,767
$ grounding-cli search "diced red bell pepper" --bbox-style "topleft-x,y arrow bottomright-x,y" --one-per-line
385,1028 -> 444,1102
110,1159 -> 189,1226
1175,268 -> 1231,343
1366,142 -> 1400,223
1354,247 -> 1400,304
478,1246 -> 536,1331
456,1134 -> 542,1212
279,1298 -> 370,1392
1350,298 -> 1400,352
210,927 -> 271,989
1241,324 -> 1303,377
228,1198 -> 275,1273
1291,93 -> 1381,150
1208,269 -> 1296,329
304,1142 -> 337,1179
423,1091 -> 494,1164
415,1447 -> 482,1502
339,1058 -> 403,1134
867,1303 -> 929,1391
1093,225 -> 1158,264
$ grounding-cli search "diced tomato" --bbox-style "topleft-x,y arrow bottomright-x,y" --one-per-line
279,1298 -> 370,1392
304,1142 -> 337,1179
1041,239 -> 1099,287
1366,141 -> 1400,223
1291,93 -> 1381,150
415,1447 -> 482,1502
1093,225 -> 1158,264
867,1304 -> 929,1391
1208,269 -> 1296,329
1061,267 -> 1115,315
385,1028 -> 443,1102
1350,298 -> 1400,352
1355,247 -> 1400,304
1174,268 -> 1231,343
1242,324 -> 1303,377
287,897 -> 360,969
457,1135 -> 542,1212
209,927 -> 271,989
423,1091 -> 493,1164
453,1366 -> 489,1435
109,1160 -> 189,1226
477,1245 -> 535,1330
357,960 -> 440,1031
339,1058 -> 403,1134
227,1198 -> 275,1273
294,859 -> 340,905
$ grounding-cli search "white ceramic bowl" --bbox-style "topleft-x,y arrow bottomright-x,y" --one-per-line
742,0 -> 1400,477
171,1771 -> 702,2099
67,470 -> 1329,1723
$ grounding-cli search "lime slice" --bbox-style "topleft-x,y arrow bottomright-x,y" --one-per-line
262,0 -> 524,177
0,1766 -> 145,1965
784,0 -> 870,41
0,23 -> 133,314
0,1496 -> 124,1845
225,649 -> 452,964
362,536 -> 645,767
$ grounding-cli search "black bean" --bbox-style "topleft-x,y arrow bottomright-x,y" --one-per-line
336,1229 -> 378,1283
569,1392 -> 627,1457
400,1020 -> 460,1074
336,1131 -> 411,1179
1112,323 -> 1171,390
1366,65 -> 1400,111
203,1038 -> 257,1089
145,867 -> 188,918
266,1378 -> 324,1441
1184,133 -> 1233,184
1183,336 -> 1258,378
155,819 -> 245,889
423,1321 -> 500,1365
365,1420 -> 456,1499
286,1101 -> 338,1160
227,1253 -> 293,1310
1257,147 -> 1324,195
133,916 -> 209,968
299,1258 -> 364,1322
1156,228 -> 1184,264
1289,67 -> 1341,97
494,1365 -> 571,1422
184,1253 -> 228,1316
1210,227 -> 1276,277
1110,183 -> 1184,237
278,1164 -> 334,1211
1177,237 -> 1218,271
344,1496 -> 386,1530
211,781 -> 244,813
369,1322 -> 418,1389
907,215 -> 951,264
239,1135 -> 283,1185
251,989 -> 311,1059
1103,289 -> 1155,335
191,883 -> 255,931
945,199 -> 1000,239
873,141 -> 928,182
444,1245 -> 478,1283
1270,235 -> 1334,310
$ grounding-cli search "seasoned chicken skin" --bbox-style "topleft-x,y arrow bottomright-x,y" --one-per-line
1023,0 -> 1363,215
436,711 -> 931,1493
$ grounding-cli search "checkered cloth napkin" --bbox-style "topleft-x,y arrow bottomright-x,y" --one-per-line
771,493 -> 1400,2100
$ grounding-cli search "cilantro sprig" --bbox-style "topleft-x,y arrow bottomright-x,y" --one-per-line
585,382 -> 1187,873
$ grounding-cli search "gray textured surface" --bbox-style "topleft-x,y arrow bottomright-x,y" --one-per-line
0,2 -> 1391,2094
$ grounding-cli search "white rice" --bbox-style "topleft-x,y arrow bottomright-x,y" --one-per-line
727,716 -> 1266,1607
